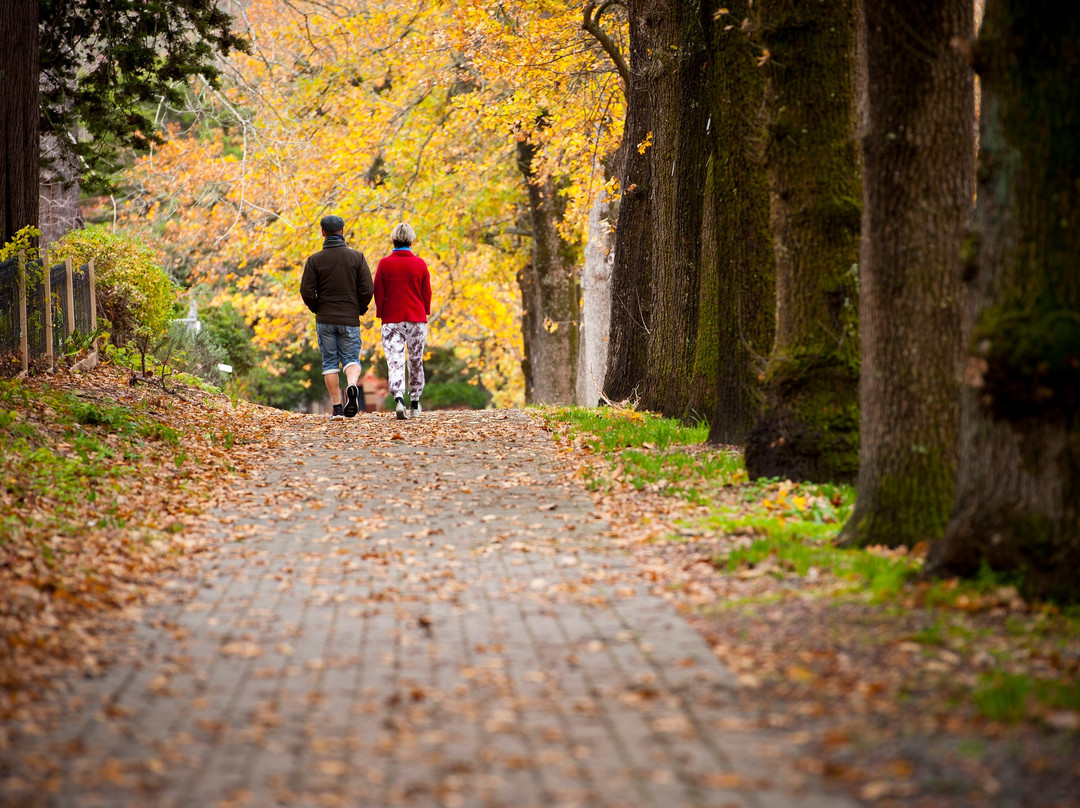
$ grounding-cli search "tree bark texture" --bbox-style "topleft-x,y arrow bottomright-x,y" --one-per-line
603,24 -> 655,404
517,261 -> 536,405
839,0 -> 975,548
926,2 -> 1080,601
683,154 -> 720,424
636,0 -> 711,418
1,2 -> 40,245
706,0 -> 776,445
577,185 -> 614,406
516,137 -> 580,405
744,0 -> 862,482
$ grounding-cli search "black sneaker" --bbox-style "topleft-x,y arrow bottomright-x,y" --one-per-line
344,384 -> 361,418
331,404 -> 344,420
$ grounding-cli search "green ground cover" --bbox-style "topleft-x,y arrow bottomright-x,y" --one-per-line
542,406 -> 1080,726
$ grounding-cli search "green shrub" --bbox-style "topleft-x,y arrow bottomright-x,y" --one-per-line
156,322 -> 229,387
0,226 -> 42,263
49,226 -> 177,344
242,346 -> 327,411
422,380 -> 489,410
200,303 -> 257,376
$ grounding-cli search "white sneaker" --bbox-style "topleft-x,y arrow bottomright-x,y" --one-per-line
409,402 -> 421,418
395,400 -> 407,420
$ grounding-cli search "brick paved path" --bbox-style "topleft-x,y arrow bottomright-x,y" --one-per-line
2,412 -> 855,808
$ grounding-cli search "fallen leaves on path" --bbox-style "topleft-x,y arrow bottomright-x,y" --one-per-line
0,366 -> 292,717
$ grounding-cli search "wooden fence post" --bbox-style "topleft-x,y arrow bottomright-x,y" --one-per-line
17,251 -> 28,377
87,258 -> 97,332
64,257 -> 75,338
44,259 -> 54,371
87,259 -> 99,368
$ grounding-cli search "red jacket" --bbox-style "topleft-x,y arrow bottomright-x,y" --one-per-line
373,250 -> 431,323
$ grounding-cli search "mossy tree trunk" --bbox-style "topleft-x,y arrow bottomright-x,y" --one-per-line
706,0 -> 776,445
635,0 -> 711,418
683,152 -> 720,424
602,19 -> 655,404
926,2 -> 1080,601
744,0 -> 861,482
1,1 -> 39,244
838,0 -> 975,548
516,135 -> 580,405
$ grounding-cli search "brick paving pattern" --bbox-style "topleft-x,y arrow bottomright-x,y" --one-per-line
1,411 -> 856,808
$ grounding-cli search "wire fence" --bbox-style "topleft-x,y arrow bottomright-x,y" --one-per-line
0,253 -> 97,375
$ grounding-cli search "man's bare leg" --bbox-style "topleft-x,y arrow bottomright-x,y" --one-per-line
324,371 -> 342,409
344,362 -> 361,388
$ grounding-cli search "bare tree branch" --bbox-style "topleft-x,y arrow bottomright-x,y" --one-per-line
582,0 -> 629,94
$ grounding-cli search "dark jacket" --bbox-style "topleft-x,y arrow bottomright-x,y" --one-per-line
300,244 -> 374,326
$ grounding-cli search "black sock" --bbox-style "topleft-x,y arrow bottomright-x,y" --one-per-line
395,396 -> 404,405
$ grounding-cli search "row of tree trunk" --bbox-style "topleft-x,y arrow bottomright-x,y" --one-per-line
556,0 -> 1078,601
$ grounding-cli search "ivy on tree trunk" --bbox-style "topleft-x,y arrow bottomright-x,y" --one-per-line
744,0 -> 861,482
926,1 -> 1080,601
707,0 -> 775,445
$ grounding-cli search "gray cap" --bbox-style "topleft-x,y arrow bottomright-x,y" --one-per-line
320,214 -> 345,233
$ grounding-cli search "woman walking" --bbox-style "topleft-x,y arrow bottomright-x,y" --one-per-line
373,223 -> 432,419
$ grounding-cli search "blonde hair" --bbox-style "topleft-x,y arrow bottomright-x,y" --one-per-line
391,222 -> 416,246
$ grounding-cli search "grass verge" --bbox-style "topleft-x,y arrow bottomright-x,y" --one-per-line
542,405 -> 1080,731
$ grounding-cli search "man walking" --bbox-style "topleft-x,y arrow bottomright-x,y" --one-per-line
300,214 -> 374,419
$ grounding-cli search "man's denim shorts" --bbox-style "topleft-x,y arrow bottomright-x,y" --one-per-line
315,323 -> 362,375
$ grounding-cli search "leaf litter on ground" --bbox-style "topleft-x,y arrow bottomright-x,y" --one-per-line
0,366 -> 293,720
542,405 -> 1080,808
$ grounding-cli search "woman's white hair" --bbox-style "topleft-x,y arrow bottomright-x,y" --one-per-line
391,222 -> 416,246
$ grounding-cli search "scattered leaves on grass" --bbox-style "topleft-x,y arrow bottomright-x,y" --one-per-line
0,366 -> 292,716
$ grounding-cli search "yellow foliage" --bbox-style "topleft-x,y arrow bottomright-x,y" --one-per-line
106,0 -> 625,407
0,226 -> 42,262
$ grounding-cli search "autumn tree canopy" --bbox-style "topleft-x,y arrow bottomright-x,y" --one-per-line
107,0 -> 623,406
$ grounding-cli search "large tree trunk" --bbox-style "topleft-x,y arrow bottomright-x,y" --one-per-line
636,0 -> 711,418
683,158 -> 720,424
926,2 -> 1080,601
603,29 -> 654,404
516,136 -> 580,405
707,0 -> 776,445
838,0 -> 975,548
1,2 -> 40,244
576,184 -> 613,406
744,0 -> 861,482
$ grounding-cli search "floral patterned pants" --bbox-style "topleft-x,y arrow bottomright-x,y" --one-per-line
381,322 -> 427,400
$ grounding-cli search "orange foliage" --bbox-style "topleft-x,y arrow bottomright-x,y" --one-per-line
106,0 -> 625,407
